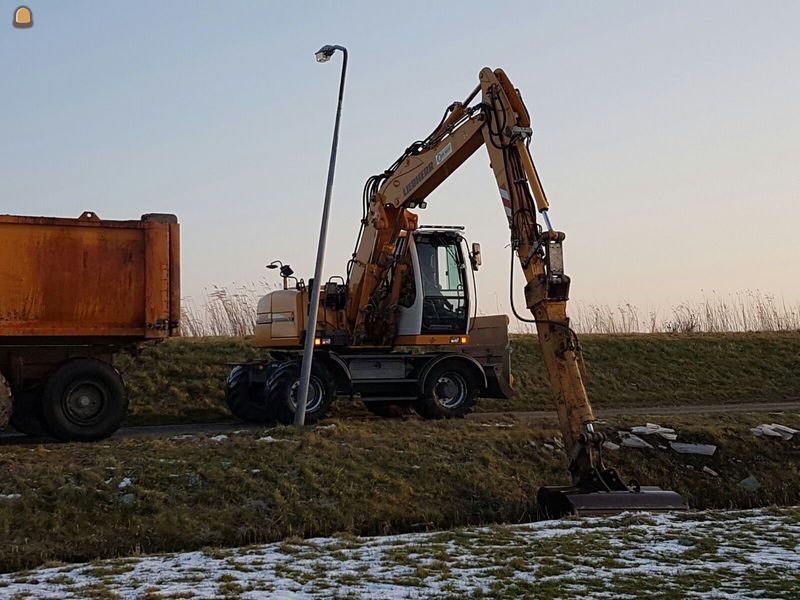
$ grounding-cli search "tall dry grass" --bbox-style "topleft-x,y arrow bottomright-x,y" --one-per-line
181,287 -> 799,337
569,291 -> 800,334
181,283 -> 271,337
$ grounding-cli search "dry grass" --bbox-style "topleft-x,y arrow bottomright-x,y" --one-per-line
180,283 -> 272,337
182,286 -> 799,336
569,291 -> 800,334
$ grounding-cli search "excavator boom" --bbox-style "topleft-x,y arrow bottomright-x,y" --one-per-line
345,67 -> 686,517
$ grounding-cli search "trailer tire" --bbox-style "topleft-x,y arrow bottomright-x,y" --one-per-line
0,373 -> 11,430
40,359 -> 127,442
274,363 -> 335,425
225,365 -> 277,424
363,401 -> 414,418
9,389 -> 50,437
414,360 -> 479,419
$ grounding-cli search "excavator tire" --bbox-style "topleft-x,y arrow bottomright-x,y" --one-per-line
414,361 -> 479,419
226,365 -> 278,424
0,373 -> 12,430
9,388 -> 50,437
363,401 -> 415,418
274,363 -> 335,426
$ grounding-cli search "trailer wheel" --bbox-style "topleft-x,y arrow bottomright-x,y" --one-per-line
274,363 -> 335,425
0,373 -> 11,430
363,401 -> 414,418
9,389 -> 50,437
225,365 -> 277,424
415,361 -> 479,419
40,359 -> 127,442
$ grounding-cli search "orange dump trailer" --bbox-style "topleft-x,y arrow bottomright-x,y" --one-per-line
0,211 -> 180,441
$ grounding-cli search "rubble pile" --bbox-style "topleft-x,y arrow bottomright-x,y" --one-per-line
614,422 -> 717,456
750,423 -> 797,440
608,418 -> 797,491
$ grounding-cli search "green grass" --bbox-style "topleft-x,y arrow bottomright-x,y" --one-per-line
117,333 -> 800,425
0,411 -> 798,573
117,337 -> 265,425
508,331 -> 800,409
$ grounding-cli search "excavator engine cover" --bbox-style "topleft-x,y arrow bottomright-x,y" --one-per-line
537,486 -> 688,519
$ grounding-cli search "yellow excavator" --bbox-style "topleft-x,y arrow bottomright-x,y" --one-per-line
228,67 -> 686,517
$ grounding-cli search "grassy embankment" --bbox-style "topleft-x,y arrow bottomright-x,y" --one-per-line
118,333 -> 800,425
0,411 -> 798,573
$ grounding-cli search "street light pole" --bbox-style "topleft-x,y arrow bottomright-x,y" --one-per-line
294,44 -> 348,426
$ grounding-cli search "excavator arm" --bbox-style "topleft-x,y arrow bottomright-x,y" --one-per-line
345,67 -> 686,517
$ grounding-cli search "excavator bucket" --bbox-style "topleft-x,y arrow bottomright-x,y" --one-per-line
538,486 -> 688,519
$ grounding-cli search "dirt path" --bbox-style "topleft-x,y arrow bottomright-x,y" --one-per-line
472,400 -> 800,421
1,400 -> 798,446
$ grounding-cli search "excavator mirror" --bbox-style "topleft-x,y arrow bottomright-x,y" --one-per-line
469,242 -> 482,270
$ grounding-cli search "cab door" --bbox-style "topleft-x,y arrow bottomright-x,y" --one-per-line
415,233 -> 469,335
396,234 -> 424,335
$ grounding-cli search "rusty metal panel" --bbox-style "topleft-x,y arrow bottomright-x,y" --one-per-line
144,222 -> 170,337
168,222 -> 181,336
0,211 -> 180,340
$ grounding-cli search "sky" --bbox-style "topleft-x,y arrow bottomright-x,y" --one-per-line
2,1 -> 799,323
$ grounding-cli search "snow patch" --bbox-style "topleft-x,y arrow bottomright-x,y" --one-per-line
2,508 -> 798,598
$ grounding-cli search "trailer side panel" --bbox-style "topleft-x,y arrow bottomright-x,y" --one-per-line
0,212 -> 179,339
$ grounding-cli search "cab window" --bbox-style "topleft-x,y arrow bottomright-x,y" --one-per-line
415,234 -> 468,334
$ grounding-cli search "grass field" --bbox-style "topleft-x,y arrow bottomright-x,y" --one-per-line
3,507 -> 798,598
1,411 -> 798,574
117,333 -> 800,425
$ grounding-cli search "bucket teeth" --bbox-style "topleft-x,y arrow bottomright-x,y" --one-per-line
538,486 -> 688,519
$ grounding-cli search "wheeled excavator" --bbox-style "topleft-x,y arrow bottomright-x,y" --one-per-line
227,67 -> 686,517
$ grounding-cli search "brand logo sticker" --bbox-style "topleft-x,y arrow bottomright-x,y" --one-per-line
435,143 -> 452,165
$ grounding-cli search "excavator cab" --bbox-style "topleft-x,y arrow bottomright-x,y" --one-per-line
396,226 -> 473,337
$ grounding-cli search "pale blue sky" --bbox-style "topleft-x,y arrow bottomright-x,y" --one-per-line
2,1 -> 799,319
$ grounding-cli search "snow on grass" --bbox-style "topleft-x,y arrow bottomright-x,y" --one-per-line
2,508 -> 798,598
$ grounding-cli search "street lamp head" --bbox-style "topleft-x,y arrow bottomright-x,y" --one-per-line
315,45 -> 337,63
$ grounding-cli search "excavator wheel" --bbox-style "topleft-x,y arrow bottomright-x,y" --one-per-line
414,361 -> 479,419
226,365 -> 278,424
274,363 -> 336,426
9,388 -> 50,437
0,373 -> 12,431
363,401 -> 415,418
